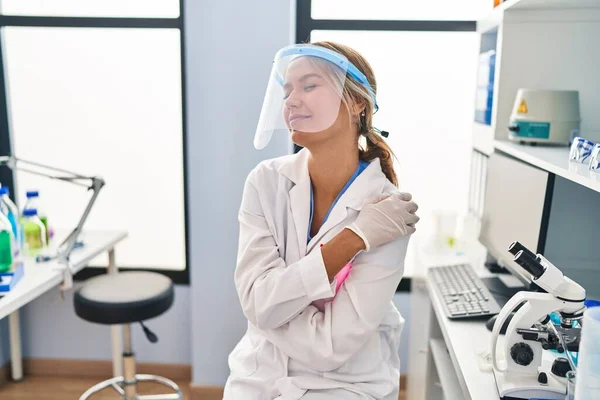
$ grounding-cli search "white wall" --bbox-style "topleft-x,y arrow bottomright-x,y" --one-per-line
183,0 -> 295,386
22,284 -> 191,362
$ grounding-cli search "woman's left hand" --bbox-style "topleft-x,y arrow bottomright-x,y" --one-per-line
347,192 -> 419,251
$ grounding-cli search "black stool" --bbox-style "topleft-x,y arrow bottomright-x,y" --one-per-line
74,271 -> 182,400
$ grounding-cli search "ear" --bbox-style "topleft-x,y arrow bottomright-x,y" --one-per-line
350,100 -> 366,117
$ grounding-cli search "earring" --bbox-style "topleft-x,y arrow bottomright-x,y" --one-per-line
359,113 -> 368,135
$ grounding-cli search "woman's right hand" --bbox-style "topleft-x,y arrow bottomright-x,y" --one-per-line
346,193 -> 419,251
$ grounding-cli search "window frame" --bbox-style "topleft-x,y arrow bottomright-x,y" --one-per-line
297,0 -> 476,44
296,0 -> 477,291
0,6 -> 190,284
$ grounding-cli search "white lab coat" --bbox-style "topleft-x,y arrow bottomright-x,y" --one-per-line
224,148 -> 409,400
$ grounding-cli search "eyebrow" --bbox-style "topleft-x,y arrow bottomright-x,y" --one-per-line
283,73 -> 323,90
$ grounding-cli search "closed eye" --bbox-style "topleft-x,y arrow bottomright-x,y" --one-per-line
283,84 -> 318,100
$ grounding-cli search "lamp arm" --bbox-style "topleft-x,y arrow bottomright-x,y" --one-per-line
0,155 -> 105,291
57,177 -> 105,262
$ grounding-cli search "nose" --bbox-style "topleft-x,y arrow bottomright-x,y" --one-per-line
284,90 -> 302,109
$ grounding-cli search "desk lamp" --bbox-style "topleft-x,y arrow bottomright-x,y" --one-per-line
0,155 -> 104,291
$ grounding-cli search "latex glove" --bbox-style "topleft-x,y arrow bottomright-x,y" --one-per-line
346,192 -> 419,251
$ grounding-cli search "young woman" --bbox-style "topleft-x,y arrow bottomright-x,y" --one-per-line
225,41 -> 420,400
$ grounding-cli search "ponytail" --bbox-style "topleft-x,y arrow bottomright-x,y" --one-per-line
359,131 -> 398,187
311,41 -> 398,187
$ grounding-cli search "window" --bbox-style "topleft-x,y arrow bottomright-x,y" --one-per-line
299,2 -> 480,253
0,5 -> 188,282
0,1 -> 179,18
311,0 -> 491,21
311,29 -> 478,237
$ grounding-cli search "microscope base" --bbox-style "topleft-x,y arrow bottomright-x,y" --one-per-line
494,368 -> 566,399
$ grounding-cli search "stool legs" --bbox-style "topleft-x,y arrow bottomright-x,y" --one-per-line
131,375 -> 183,399
80,376 -> 126,398
80,323 -> 182,400
108,248 -> 124,378
123,324 -> 137,399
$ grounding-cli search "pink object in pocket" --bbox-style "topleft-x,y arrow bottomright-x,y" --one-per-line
311,245 -> 353,312
320,243 -> 352,294
311,260 -> 352,312
334,261 -> 352,293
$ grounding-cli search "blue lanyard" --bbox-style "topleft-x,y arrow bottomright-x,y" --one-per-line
308,161 -> 369,243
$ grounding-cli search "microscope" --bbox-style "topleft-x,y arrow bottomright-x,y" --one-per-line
490,241 -> 586,399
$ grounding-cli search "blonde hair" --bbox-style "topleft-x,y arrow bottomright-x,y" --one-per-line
311,41 -> 398,187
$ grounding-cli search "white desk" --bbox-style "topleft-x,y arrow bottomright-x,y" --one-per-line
406,241 -> 505,400
0,230 -> 127,381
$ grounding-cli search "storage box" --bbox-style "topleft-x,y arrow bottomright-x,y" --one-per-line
0,261 -> 24,296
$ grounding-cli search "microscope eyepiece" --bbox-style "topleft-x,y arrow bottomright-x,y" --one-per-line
509,241 -> 538,260
514,249 -> 545,279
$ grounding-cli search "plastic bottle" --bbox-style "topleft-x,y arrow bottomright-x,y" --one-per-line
23,190 -> 50,243
22,208 -> 47,256
575,307 -> 600,398
0,186 -> 21,254
0,212 -> 14,272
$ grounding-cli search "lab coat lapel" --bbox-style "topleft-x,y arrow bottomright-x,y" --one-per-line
278,149 -> 311,257
306,158 -> 387,253
306,203 -> 348,253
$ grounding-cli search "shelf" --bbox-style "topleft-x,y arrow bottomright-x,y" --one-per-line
477,7 -> 504,33
494,140 -> 600,194
496,0 -> 600,12
429,339 -> 465,400
508,0 -> 600,10
479,0 -> 600,30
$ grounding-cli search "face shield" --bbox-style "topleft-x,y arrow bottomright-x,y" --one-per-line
254,44 -> 378,150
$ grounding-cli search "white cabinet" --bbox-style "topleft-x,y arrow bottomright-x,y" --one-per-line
473,0 -> 600,152
406,276 -> 433,400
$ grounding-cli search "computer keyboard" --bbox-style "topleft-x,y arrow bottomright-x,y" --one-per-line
428,263 -> 503,320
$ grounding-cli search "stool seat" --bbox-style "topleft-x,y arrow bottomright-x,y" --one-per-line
74,271 -> 174,325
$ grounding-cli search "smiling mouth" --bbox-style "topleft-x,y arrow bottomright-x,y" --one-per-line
289,115 -> 311,124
